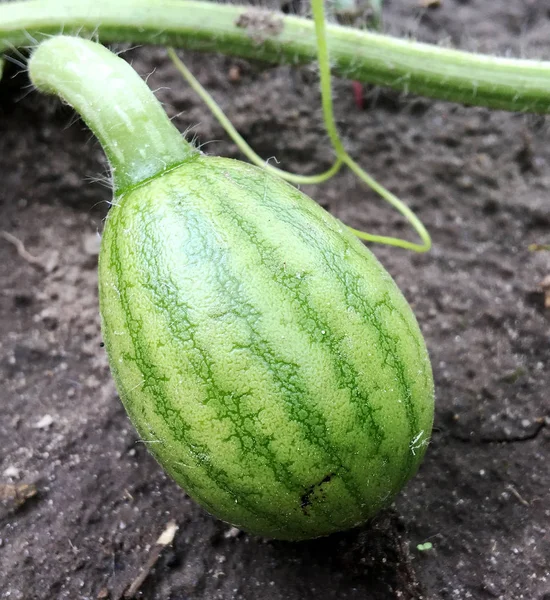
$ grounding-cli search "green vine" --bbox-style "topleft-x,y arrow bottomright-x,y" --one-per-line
2,0 -> 550,113
169,0 -> 430,251
166,49 -> 343,187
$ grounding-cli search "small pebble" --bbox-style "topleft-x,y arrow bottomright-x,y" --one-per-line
3,466 -> 21,479
224,527 -> 241,539
82,232 -> 101,256
33,414 -> 54,429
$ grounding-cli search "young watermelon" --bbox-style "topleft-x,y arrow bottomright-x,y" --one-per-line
30,36 -> 434,540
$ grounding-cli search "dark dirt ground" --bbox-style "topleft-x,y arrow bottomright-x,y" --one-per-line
1,1 -> 550,599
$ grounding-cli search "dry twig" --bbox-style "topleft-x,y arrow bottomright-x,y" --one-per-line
123,520 -> 178,599
1,230 -> 46,270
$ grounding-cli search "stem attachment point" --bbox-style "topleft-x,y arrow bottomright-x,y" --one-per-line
29,36 -> 197,193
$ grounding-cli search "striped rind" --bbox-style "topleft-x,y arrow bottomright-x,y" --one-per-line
98,156 -> 434,540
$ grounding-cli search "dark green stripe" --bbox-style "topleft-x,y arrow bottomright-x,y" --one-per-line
204,173 -> 386,447
259,194 -> 420,482
155,194 -> 367,510
105,204 -> 289,532
134,203 -> 359,528
213,164 -> 421,482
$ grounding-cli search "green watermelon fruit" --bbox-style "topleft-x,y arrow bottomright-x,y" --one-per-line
99,155 -> 434,540
29,35 -> 434,541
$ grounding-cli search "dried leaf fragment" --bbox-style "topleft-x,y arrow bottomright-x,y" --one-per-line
0,482 -> 38,509
228,65 -> 240,82
540,275 -> 550,308
235,9 -> 284,43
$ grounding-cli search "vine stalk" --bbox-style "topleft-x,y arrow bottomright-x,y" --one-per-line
2,0 -> 550,113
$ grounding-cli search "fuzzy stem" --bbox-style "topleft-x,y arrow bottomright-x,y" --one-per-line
3,0 -> 550,113
28,36 -> 196,192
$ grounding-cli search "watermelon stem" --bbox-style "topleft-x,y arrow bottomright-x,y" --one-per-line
28,36 -> 198,194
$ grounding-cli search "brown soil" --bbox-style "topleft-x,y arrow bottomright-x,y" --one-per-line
1,1 -> 549,599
